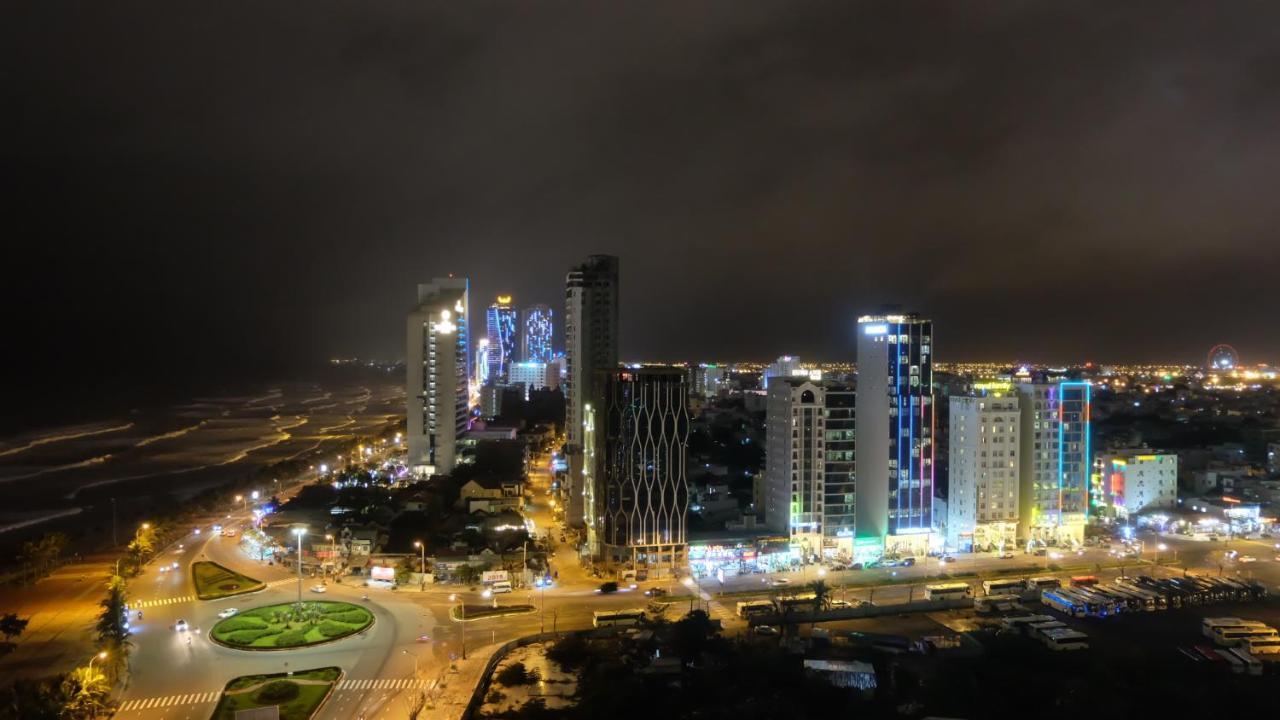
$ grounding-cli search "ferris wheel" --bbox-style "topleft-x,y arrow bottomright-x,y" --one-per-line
1206,344 -> 1239,371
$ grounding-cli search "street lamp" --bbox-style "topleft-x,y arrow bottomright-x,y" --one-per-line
414,540 -> 425,574
483,588 -> 495,608
682,576 -> 696,613
1156,543 -> 1168,565
326,535 -> 336,576
292,528 -> 307,605
401,649 -> 419,677
88,650 -> 107,672
449,593 -> 466,659
235,494 -> 245,511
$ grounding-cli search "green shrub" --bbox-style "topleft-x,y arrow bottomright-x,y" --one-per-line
221,628 -> 274,645
215,617 -> 268,632
275,629 -> 309,647
255,680 -> 300,703
317,621 -> 351,638
323,610 -> 370,625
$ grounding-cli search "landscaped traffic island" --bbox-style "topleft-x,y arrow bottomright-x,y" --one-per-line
192,561 -> 266,600
451,604 -> 536,621
210,601 -> 373,649
211,666 -> 341,720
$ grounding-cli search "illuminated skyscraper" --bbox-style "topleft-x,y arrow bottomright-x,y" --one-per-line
947,386 -> 1021,553
474,338 -> 490,393
855,312 -> 935,561
485,296 -> 518,382
1016,378 -> 1091,546
587,366 -> 689,574
407,278 -> 470,476
565,255 -> 619,527
521,304 -> 554,364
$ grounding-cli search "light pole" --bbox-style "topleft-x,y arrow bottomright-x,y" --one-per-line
682,576 -> 696,613
449,593 -> 466,659
88,650 -> 107,673
1155,543 -> 1168,565
401,649 -> 419,677
326,535 -> 336,577
235,495 -> 245,512
292,528 -> 307,605
414,540 -> 426,574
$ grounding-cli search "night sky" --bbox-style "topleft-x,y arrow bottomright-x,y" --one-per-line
6,2 -> 1280,400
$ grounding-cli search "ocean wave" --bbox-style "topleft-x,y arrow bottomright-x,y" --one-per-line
0,422 -> 134,459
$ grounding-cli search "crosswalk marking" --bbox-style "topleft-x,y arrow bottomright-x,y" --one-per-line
131,595 -> 195,608
118,691 -> 220,711
119,679 -> 428,712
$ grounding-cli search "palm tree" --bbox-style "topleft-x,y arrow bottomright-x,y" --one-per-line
96,576 -> 129,646
808,580 -> 833,612
60,666 -> 110,720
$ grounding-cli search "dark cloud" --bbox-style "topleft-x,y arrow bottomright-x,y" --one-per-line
4,0 -> 1280,397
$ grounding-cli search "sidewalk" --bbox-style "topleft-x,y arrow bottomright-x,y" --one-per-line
427,642 -> 501,720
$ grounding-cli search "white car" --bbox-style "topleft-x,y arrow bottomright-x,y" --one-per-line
159,565 -> 170,573
217,608 -> 239,619
310,584 -> 327,593
769,578 -> 791,587
1239,555 -> 1258,563
175,619 -> 189,632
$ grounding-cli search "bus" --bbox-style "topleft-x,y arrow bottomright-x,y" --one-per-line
593,609 -> 646,628
1026,577 -> 1061,592
1242,636 -> 1280,655
490,581 -> 513,594
737,600 -> 774,618
778,592 -> 818,610
982,578 -> 1027,596
1069,575 -> 1098,588
1041,628 -> 1089,651
1225,649 -> 1263,676
924,583 -> 972,601
1093,585 -> 1146,612
1212,626 -> 1277,647
975,594 -> 1020,613
1040,589 -> 1088,618
1001,614 -> 1057,631
1027,620 -> 1068,637
1071,588 -> 1123,616
1202,617 -> 1266,639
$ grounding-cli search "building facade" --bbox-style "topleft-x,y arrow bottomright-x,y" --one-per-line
690,363 -> 727,398
564,255 -> 619,527
485,296 -> 518,382
855,313 -> 935,561
1016,380 -> 1091,547
1095,451 -> 1177,518
589,367 -> 690,575
508,361 -> 559,398
764,380 -> 826,557
521,304 -> 554,364
823,385 -> 857,555
407,278 -> 470,476
947,389 -> 1021,552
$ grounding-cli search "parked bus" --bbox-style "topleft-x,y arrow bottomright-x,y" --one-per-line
982,578 -> 1027,596
975,594 -> 1020,613
1069,575 -> 1099,588
1041,628 -> 1089,651
593,609 -> 646,628
1027,620 -> 1068,637
737,600 -> 774,618
1225,649 -> 1263,676
1001,614 -> 1057,631
1242,636 -> 1280,655
1202,617 -> 1266,638
924,583 -> 972,601
1095,585 -> 1148,612
1071,587 -> 1123,616
1026,576 -> 1061,592
1212,626 -> 1278,647
1040,589 -> 1088,618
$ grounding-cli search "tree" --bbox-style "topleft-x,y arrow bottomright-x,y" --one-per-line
59,666 -> 110,720
0,614 -> 29,643
96,575 -> 129,646
0,674 -> 68,719
645,601 -> 670,626
456,564 -> 480,586
99,635 -> 133,683
496,661 -> 539,687
395,555 -> 416,585
808,579 -> 832,611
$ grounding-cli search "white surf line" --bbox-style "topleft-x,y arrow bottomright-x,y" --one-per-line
134,420 -> 207,447
0,422 -> 134,459
0,508 -> 84,535
0,452 -> 115,483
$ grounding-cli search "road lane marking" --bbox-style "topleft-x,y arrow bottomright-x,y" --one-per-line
118,691 -> 221,711
131,595 -> 195,608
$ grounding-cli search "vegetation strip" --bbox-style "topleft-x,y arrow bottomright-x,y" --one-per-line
210,667 -> 342,720
210,601 -> 373,650
192,560 -> 266,600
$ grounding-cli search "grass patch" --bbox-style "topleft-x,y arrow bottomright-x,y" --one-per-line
211,602 -> 373,649
192,561 -> 266,601
211,666 -> 340,720
451,604 -> 536,621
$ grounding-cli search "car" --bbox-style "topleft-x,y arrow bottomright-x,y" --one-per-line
1225,550 -> 1240,560
310,584 -> 327,593
940,556 -> 957,564
597,581 -> 618,594
643,587 -> 668,597
849,562 -> 864,571
212,524 -> 222,533
1032,548 -> 1047,557
753,625 -> 780,636
171,562 -> 179,569
174,619 -> 189,632
416,634 -> 432,643
899,557 -> 917,567
770,578 -> 791,587
159,565 -> 170,573
830,599 -> 854,609
1239,555 -> 1258,563
217,608 -> 239,619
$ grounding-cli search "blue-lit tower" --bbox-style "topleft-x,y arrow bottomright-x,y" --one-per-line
485,296 -> 518,382
522,304 -> 554,364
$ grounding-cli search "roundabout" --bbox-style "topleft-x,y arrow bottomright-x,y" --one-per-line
209,601 -> 374,650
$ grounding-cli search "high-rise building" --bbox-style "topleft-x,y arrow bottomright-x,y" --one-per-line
474,338 -> 490,393
565,255 -> 619,527
1094,451 -> 1177,519
947,386 -> 1021,553
521,304 -> 554,364
407,278 -> 470,476
763,356 -> 817,389
764,379 -> 857,559
855,313 -> 935,561
508,361 -> 559,399
690,363 -> 727,398
1016,379 -> 1091,547
586,367 -> 689,575
485,296 -> 518,382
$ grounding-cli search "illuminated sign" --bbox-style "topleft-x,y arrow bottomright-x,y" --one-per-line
370,566 -> 395,581
863,323 -> 889,336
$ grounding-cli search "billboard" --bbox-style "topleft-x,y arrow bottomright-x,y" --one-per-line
370,566 -> 396,581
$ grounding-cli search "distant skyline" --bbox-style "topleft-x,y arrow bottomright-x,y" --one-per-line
6,2 -> 1280,395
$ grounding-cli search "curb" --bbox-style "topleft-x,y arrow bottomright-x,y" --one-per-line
450,606 -> 537,623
